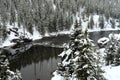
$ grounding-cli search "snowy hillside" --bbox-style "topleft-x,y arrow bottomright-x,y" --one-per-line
0,0 -> 120,47
1,12 -> 120,47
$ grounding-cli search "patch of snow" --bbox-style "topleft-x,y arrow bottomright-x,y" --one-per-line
97,37 -> 110,45
51,71 -> 78,80
103,66 -> 120,80
81,19 -> 88,31
2,39 -> 16,47
93,14 -> 99,24
97,48 -> 106,55
96,48 -> 106,65
51,71 -> 64,80
109,33 -> 120,40
53,4 -> 56,10
74,51 -> 80,56
32,27 -> 42,40
45,30 -> 71,37
65,49 -> 72,56
44,32 -> 50,37
58,51 -> 66,57
59,49 -> 73,66
0,23 -> 42,47
72,56 -> 79,62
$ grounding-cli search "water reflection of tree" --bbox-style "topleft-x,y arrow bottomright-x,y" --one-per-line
9,45 -> 63,70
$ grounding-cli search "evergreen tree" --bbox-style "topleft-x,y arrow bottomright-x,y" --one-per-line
110,19 -> 115,28
89,15 -> 94,29
54,24 -> 105,80
0,49 -> 22,80
79,18 -> 82,27
99,15 -> 104,29
74,20 -> 80,29
105,33 -> 120,66
115,47 -> 120,65
105,36 -> 116,65
27,22 -> 33,35
1,25 -> 7,41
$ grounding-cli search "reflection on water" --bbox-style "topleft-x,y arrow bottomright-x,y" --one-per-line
10,45 -> 63,80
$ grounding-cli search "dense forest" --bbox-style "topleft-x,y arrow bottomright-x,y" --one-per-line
0,0 -> 120,43
0,0 -> 120,30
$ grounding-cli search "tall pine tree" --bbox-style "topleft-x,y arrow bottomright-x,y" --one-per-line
52,22 -> 105,80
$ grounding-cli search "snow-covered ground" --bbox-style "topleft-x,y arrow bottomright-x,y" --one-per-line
51,71 -> 64,80
52,66 -> 120,80
0,23 -> 42,48
103,66 -> 120,80
98,47 -> 120,80
52,47 -> 120,80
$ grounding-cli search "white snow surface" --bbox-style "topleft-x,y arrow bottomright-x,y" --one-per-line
60,49 -> 73,66
51,71 -> 78,80
51,71 -> 64,80
97,37 -> 110,44
0,23 -> 42,47
45,30 -> 71,37
109,33 -> 120,40
32,27 -> 42,40
103,66 -> 120,80
58,49 -> 73,58
52,66 -> 120,80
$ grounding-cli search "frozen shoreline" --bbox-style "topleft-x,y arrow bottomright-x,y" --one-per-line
1,28 -> 120,48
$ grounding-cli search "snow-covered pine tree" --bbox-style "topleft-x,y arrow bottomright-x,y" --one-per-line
105,35 -> 116,65
116,47 -> 120,65
99,15 -> 104,29
89,15 -> 94,29
110,19 -> 115,28
53,22 -> 105,80
0,49 -> 22,80
105,33 -> 120,65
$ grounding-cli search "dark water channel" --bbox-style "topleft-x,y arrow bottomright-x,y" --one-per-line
9,30 -> 120,80
10,45 -> 63,80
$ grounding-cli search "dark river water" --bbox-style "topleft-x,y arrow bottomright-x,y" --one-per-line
9,30 -> 120,80
9,45 -> 63,80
